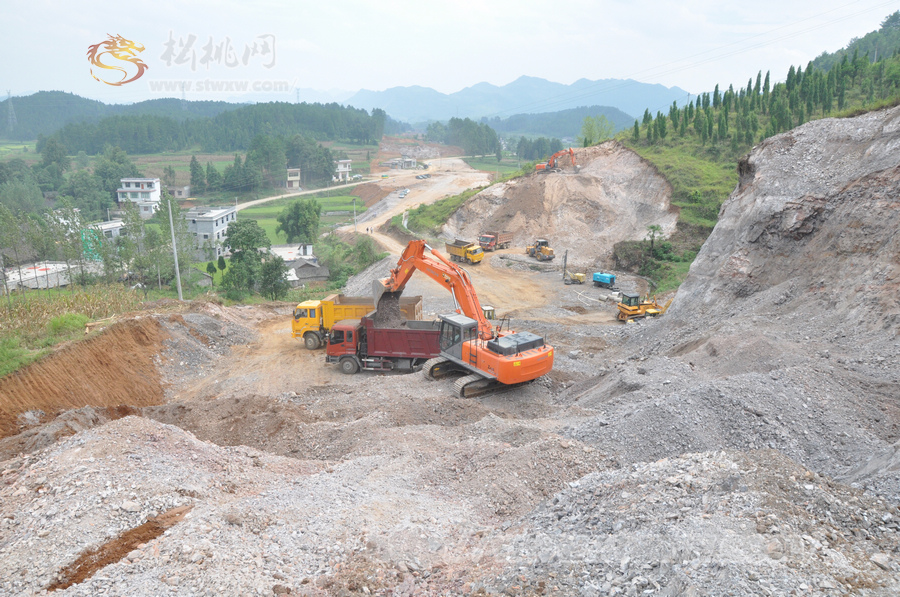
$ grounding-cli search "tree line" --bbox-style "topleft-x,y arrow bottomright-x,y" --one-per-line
425,117 -> 502,158
43,102 -> 388,155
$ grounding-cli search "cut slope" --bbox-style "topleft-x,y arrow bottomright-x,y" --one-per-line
0,317 -> 167,438
443,141 -> 678,268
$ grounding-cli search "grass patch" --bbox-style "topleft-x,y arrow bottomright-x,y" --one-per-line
406,186 -> 487,237
462,157 -> 522,175
625,140 -> 737,229
0,337 -> 44,377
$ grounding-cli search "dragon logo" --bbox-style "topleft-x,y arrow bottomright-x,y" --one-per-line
87,34 -> 149,86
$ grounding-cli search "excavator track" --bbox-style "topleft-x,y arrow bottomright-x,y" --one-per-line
421,357 -> 465,381
452,374 -> 536,398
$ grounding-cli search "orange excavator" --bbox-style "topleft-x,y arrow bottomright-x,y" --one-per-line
374,240 -> 554,397
535,148 -> 577,173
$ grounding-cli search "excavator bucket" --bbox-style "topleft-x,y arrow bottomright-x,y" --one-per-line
372,278 -> 394,309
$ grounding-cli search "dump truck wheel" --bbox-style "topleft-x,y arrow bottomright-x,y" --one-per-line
304,333 -> 321,350
339,358 -> 359,374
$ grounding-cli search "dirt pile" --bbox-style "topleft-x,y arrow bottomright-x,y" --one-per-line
351,183 -> 392,208
443,141 -> 678,268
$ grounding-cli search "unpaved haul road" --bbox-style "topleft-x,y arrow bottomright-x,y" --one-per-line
341,158 -> 614,323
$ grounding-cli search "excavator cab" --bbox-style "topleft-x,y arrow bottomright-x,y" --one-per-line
438,313 -> 477,360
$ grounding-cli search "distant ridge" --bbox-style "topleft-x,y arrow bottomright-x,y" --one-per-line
345,76 -> 692,123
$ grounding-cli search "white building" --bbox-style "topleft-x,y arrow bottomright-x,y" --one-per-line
286,168 -> 301,190
187,206 -> 237,258
117,178 -> 162,219
334,159 -> 352,182
93,219 -> 126,240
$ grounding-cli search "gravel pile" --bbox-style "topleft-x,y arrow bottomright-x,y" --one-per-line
484,450 -> 900,596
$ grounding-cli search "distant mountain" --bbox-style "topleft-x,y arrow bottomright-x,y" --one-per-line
484,105 -> 635,140
344,76 -> 692,123
0,91 -> 240,141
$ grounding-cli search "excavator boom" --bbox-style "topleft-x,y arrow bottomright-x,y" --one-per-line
375,239 -> 554,394
376,240 -> 494,339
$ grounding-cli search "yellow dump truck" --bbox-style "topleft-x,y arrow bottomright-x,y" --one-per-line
292,294 -> 423,349
444,239 -> 484,264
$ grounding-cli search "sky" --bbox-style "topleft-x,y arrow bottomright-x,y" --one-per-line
1,0 -> 896,108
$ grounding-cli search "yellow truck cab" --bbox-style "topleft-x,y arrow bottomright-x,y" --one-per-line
292,294 -> 424,349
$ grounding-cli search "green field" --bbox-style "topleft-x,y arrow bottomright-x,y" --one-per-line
238,193 -> 366,244
0,141 -> 38,162
462,157 -> 522,175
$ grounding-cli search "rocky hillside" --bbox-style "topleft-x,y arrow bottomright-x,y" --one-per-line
443,142 -> 679,268
563,105 -> 900,495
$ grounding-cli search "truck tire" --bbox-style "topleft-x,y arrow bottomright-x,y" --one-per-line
339,358 -> 359,374
304,333 -> 321,350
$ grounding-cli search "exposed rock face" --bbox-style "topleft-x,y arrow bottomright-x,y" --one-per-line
443,141 -> 678,266
668,106 -> 900,334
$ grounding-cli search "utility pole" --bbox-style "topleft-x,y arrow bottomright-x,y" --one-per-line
353,197 -> 357,233
167,198 -> 183,300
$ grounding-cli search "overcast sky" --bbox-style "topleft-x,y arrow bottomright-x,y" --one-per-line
1,0 -> 895,108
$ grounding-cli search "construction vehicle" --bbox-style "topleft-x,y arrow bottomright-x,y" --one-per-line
526,239 -> 555,261
535,148 -> 577,173
374,240 -> 554,397
444,239 -> 484,264
616,293 -> 674,322
564,271 -> 586,284
325,315 -> 441,374
292,294 -> 423,350
593,272 -> 617,289
561,250 -> 585,284
478,231 -> 513,252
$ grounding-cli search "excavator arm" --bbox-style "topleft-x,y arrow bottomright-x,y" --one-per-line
376,240 -> 496,340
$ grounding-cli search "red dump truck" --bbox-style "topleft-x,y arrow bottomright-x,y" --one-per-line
324,315 -> 441,374
478,231 -> 513,251
292,294 -> 423,349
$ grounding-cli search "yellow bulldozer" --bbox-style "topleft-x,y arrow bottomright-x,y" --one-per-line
617,292 -> 673,322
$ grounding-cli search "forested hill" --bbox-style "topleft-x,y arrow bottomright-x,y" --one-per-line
43,103 -> 391,155
812,11 -> 900,71
0,91 -> 238,141
482,105 -> 635,139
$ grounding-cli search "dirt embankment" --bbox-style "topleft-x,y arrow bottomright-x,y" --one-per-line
0,317 -> 167,439
351,182 -> 392,208
442,141 -> 679,270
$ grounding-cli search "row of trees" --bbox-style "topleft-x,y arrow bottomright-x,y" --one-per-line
426,117 -> 502,158
45,103 -> 388,155
631,40 -> 900,152
514,136 -> 564,161
0,195 -> 191,299
187,133 -> 337,196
